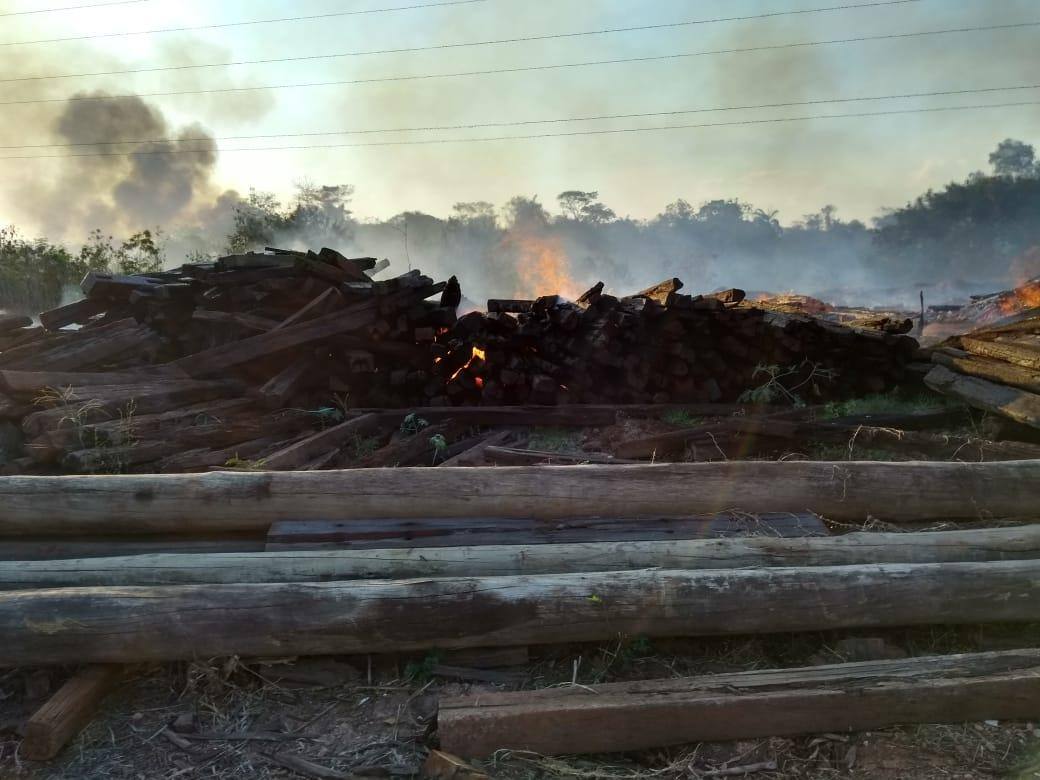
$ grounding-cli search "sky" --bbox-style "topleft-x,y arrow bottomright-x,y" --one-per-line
0,0 -> 1037,241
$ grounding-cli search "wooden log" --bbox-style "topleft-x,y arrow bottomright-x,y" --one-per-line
2,560 -> 1040,666
0,534 -> 265,561
437,430 -> 513,466
933,347 -> 1040,393
1,460 -> 1037,536
172,294 -> 404,377
438,650 -> 1040,757
190,309 -> 279,333
259,356 -> 318,407
265,513 -> 824,551
21,665 -> 124,760
261,413 -> 387,470
6,524 -> 1040,588
483,447 -> 640,466
346,404 -> 768,428
803,421 -> 1040,461
37,299 -> 104,331
961,336 -> 1040,371
0,368 -> 183,397
273,287 -> 343,331
633,278 -> 683,306
615,418 -> 800,459
351,420 -> 463,468
2,319 -> 158,371
0,314 -> 33,334
925,365 -> 1040,430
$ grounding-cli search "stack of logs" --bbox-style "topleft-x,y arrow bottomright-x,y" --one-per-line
430,279 -> 920,406
926,313 -> 1040,431
0,256 -> 927,474
0,248 -> 457,473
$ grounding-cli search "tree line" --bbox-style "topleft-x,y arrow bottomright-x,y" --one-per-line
2,138 -> 1038,312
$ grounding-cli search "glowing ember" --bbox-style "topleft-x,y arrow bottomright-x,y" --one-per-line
449,346 -> 487,381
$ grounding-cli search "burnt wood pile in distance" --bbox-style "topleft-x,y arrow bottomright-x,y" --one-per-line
431,279 -> 919,406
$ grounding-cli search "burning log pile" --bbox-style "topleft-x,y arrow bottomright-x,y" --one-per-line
430,279 -> 919,406
0,250 -> 926,474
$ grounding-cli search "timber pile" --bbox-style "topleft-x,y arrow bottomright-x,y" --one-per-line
1,257 -> 921,474
926,313 -> 1040,430
429,280 -> 918,406
0,248 -> 456,473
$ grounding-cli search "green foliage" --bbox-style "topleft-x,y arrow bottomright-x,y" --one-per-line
738,362 -> 837,407
400,413 -> 429,435
226,184 -> 356,253
404,650 -> 442,683
78,228 -> 165,276
223,455 -> 268,470
822,390 -> 956,420
528,427 -> 581,452
0,227 -> 84,311
661,409 -> 704,427
349,434 -> 380,459
429,433 -> 448,464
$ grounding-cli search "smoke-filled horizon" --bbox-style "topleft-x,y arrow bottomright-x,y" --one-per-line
1,0 -> 1039,307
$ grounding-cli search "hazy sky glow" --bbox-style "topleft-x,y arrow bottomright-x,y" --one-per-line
0,0 -> 1037,238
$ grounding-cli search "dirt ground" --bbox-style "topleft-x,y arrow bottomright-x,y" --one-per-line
3,627 -> 1040,780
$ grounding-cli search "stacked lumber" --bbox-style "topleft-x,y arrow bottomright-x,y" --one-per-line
0,248 -> 456,473
926,313 -> 1040,429
428,280 -> 918,406
4,464 -> 1040,759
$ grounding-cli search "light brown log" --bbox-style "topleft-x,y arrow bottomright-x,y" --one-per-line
961,335 -> 1040,370
438,650 -> 1040,757
3,561 -> 1040,666
1,460 -> 1038,536
483,446 -> 640,465
21,665 -> 123,759
933,347 -> 1040,393
5,524 -> 1040,588
925,364 -> 1040,430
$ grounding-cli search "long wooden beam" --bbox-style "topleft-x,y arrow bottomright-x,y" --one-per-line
1,460 -> 1037,536
438,649 -> 1040,757
3,561 -> 1040,666
4,525 -> 1040,588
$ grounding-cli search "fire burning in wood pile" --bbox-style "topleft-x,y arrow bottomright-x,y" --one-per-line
0,246 -> 925,474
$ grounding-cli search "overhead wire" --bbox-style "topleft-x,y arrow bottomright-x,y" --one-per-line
0,0 -> 920,82
0,0 -> 151,16
0,0 -> 487,47
1,100 -> 1036,159
2,20 -> 1037,108
2,83 -> 1037,150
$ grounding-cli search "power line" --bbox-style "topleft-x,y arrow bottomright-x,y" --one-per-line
0,0 -> 150,17
3,20 -> 1036,108
0,0 -> 919,83
0,0 -> 487,47
4,83 -> 1037,150
1,100 -> 1036,159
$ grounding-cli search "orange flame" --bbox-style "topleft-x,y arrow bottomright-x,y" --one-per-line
449,346 -> 487,381
508,233 -> 583,300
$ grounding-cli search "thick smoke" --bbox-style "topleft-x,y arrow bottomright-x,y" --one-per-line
50,94 -> 223,232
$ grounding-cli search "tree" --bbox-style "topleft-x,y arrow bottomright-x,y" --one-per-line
449,201 -> 497,232
556,191 -> 616,224
502,196 -> 550,231
0,227 -> 84,311
989,139 -> 1037,178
